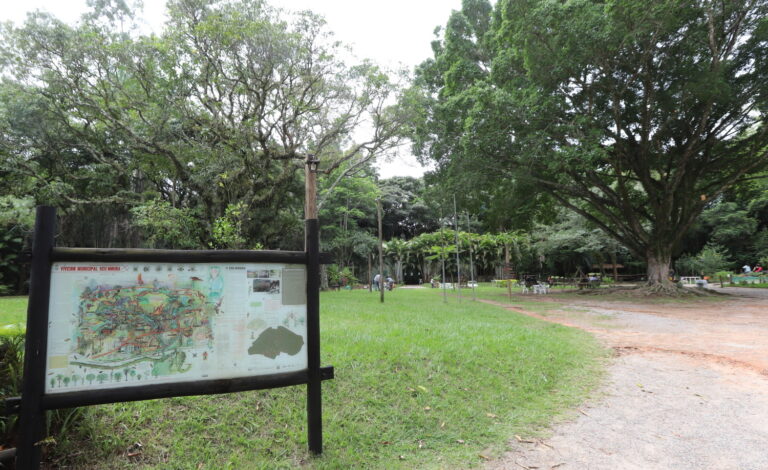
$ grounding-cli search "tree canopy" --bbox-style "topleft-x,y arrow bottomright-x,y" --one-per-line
0,0 -> 405,249
2,0 -> 768,294
410,0 -> 768,287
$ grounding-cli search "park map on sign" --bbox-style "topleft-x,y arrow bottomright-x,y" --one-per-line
73,277 -> 217,378
46,263 -> 307,393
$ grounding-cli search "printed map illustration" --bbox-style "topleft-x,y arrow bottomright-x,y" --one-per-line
46,263 -> 307,393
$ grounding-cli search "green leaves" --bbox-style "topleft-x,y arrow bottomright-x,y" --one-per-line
130,199 -> 202,249
411,0 -> 768,284
0,0 -> 406,252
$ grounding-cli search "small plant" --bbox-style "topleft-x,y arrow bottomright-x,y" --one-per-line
0,333 -> 85,459
210,202 -> 247,249
714,271 -> 732,280
327,264 -> 341,287
0,332 -> 24,447
327,265 -> 358,288
338,267 -> 358,287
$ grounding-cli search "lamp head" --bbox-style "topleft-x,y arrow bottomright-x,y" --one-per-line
306,154 -> 319,172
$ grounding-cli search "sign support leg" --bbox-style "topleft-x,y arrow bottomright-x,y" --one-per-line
305,158 -> 323,455
17,206 -> 56,470
306,218 -> 322,454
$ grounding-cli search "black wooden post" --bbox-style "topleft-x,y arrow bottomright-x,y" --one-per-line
17,206 -> 56,470
306,217 -> 322,454
305,157 -> 323,455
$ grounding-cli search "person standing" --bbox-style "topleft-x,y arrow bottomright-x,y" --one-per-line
373,273 -> 381,291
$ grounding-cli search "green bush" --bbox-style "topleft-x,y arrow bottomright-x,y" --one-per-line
0,333 -> 85,458
713,271 -> 733,284
0,332 -> 24,446
327,265 -> 359,287
676,243 -> 733,277
0,197 -> 35,295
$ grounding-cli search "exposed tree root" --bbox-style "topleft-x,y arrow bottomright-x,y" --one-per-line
576,284 -> 725,298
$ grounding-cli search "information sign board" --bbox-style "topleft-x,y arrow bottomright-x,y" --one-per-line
46,262 -> 307,394
16,196 -> 331,469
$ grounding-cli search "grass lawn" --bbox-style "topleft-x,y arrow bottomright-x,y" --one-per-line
0,289 -> 604,469
0,296 -> 28,336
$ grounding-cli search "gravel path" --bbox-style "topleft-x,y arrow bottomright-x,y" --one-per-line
484,289 -> 768,470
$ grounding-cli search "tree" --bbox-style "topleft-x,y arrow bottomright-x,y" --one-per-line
0,0 -> 405,249
676,243 -> 734,277
412,0 -> 768,290
318,165 -> 379,272
383,238 -> 409,283
535,209 -> 630,277
700,202 -> 758,261
0,196 -> 34,294
378,177 -> 438,239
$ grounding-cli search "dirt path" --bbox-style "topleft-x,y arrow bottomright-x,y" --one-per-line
484,288 -> 768,470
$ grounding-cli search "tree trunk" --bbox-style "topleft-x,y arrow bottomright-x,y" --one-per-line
646,249 -> 673,287
504,244 -> 512,302
377,199 -> 384,303
368,253 -> 372,293
320,264 -> 329,290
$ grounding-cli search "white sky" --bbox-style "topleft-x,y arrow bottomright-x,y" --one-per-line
1,0 -> 463,179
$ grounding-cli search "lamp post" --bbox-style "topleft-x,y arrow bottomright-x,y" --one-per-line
305,155 -> 319,222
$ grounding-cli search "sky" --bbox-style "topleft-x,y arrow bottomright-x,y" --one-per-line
1,0 -> 465,178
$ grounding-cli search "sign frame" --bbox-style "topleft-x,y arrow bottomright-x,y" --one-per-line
16,206 -> 333,469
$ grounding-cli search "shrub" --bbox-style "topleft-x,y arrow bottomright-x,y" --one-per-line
0,333 -> 85,459
676,244 -> 733,277
327,265 -> 359,287
0,332 -> 24,447
714,271 -> 732,283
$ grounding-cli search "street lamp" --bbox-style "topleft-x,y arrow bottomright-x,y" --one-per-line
306,154 -> 319,173
305,154 -> 320,220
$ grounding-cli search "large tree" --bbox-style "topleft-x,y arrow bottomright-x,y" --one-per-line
0,0 -> 405,249
378,176 -> 439,239
412,0 -> 768,288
